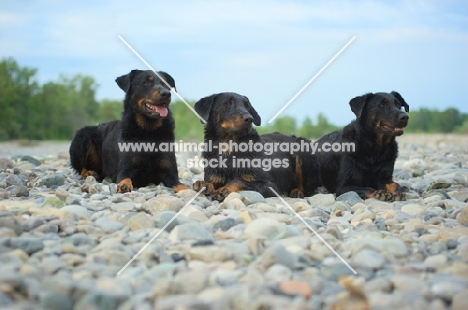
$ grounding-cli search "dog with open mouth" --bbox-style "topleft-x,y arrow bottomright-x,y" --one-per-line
69,69 -> 188,193
314,91 -> 410,201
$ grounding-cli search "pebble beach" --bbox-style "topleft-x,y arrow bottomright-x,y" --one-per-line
0,134 -> 467,309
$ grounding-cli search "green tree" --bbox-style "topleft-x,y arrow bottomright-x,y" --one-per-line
63,74 -> 100,136
298,116 -> 314,138
170,100 -> 204,141
0,58 -> 39,140
407,107 -> 467,133
270,116 -> 297,134
99,99 -> 123,123
437,108 -> 463,133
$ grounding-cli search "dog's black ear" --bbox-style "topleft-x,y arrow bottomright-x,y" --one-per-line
194,94 -> 217,124
158,71 -> 176,91
349,93 -> 373,119
391,91 -> 409,112
116,70 -> 139,93
247,100 -> 261,126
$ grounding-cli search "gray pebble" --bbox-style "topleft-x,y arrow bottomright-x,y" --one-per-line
9,237 -> 44,254
213,217 -> 237,232
262,243 -> 297,269
20,155 -> 41,166
7,185 -> 29,197
238,190 -> 266,204
336,191 -> 364,206
42,172 -> 66,188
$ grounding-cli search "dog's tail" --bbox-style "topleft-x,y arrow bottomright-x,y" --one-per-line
69,126 -> 103,178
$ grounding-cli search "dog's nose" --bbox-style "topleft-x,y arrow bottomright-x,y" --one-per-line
244,115 -> 253,123
399,113 -> 409,122
160,90 -> 171,98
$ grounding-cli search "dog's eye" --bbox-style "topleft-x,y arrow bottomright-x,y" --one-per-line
143,80 -> 151,86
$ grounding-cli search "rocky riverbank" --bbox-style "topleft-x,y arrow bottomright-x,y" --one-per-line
0,134 -> 467,309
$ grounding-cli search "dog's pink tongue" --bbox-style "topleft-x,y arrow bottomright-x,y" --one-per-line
155,106 -> 168,117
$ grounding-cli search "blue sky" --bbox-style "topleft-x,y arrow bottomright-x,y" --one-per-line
1,0 -> 467,125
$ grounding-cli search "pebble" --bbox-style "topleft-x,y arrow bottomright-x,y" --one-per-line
244,218 -> 288,239
7,185 -> 29,197
278,280 -> 312,298
401,203 -> 425,216
352,249 -> 385,269
262,243 -> 297,268
424,253 -> 448,269
336,191 -> 363,206
453,290 -> 468,310
238,190 -> 266,204
307,193 -> 335,207
9,237 -> 44,254
42,172 -> 66,188
213,217 -> 237,232
457,205 -> 468,224
168,222 -> 213,241
142,196 -> 184,214
350,208 -> 375,225
126,212 -> 153,231
61,205 -> 89,219
264,264 -> 292,282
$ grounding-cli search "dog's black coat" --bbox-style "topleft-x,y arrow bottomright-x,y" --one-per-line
193,92 -> 308,201
69,70 -> 186,193
315,91 -> 409,201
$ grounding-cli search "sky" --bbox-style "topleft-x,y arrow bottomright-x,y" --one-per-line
1,0 -> 467,126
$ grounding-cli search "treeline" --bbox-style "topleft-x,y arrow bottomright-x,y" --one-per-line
1,57 -> 466,141
0,57 -> 122,140
407,108 -> 468,133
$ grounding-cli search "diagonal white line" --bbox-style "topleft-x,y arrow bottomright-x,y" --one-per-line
116,187 -> 206,276
268,187 -> 357,275
118,35 -> 207,124
268,36 -> 356,124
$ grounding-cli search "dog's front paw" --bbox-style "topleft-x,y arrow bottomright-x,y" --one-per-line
193,180 -> 205,191
117,178 -> 133,193
173,184 -> 189,193
373,189 -> 406,202
193,181 -> 215,195
373,189 -> 392,201
290,188 -> 304,199
211,186 -> 232,201
80,168 -> 100,180
393,192 -> 406,201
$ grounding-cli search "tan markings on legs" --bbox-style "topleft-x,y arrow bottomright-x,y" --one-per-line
385,182 -> 399,195
291,155 -> 304,197
174,183 -> 189,193
117,178 -> 133,193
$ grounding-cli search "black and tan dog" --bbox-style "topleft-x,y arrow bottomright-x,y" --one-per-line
315,91 -> 409,201
69,69 -> 187,193
192,92 -> 312,201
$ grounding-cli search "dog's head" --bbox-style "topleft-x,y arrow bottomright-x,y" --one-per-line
194,92 -> 261,137
349,91 -> 409,137
116,70 -> 175,120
